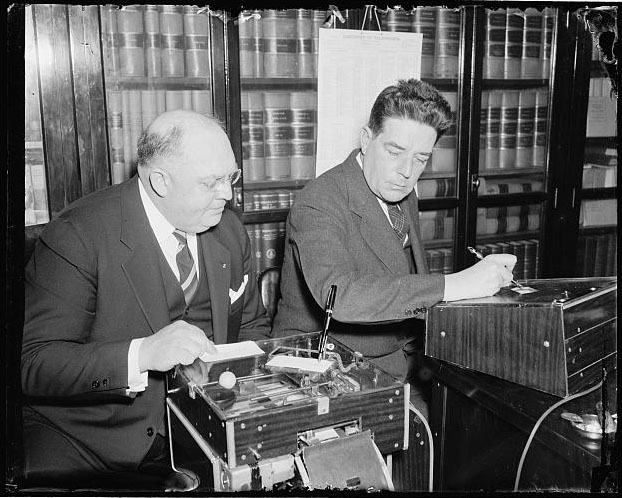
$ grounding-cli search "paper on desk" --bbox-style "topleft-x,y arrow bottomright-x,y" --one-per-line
199,341 -> 264,363
266,355 -> 333,373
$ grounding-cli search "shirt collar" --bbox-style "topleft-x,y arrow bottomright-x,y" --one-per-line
138,177 -> 177,243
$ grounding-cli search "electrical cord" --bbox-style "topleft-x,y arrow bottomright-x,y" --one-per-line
409,402 -> 434,492
513,380 -> 604,491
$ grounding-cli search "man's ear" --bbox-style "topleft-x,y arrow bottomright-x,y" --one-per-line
149,168 -> 169,198
360,126 -> 372,155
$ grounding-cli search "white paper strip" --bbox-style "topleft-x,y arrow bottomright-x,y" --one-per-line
266,355 -> 333,373
199,340 -> 264,363
316,29 -> 422,177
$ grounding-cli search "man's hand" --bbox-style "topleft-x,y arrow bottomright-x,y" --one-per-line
138,320 -> 217,372
443,253 -> 517,301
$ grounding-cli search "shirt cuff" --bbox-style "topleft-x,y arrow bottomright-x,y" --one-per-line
127,338 -> 148,393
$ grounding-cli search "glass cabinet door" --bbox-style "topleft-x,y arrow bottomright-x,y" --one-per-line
235,8 -> 326,274
475,7 -> 557,279
575,17 -> 617,277
380,6 -> 465,275
100,4 -> 215,184
235,7 -> 465,275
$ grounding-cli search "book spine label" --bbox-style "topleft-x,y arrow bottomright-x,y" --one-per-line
484,11 -> 506,79
117,7 -> 145,77
504,10 -> 524,79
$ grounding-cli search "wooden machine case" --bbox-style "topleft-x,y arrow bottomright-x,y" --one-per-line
425,277 -> 617,397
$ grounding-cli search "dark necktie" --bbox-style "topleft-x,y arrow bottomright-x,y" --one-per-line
387,203 -> 410,246
173,230 -> 199,305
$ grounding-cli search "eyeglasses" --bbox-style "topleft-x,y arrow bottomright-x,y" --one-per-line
204,169 -> 242,190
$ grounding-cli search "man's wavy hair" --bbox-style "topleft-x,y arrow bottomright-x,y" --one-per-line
368,79 -> 453,138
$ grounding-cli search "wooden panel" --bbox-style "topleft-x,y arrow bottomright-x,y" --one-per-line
68,5 -> 110,194
391,407 -> 431,491
563,289 -> 617,340
33,4 -> 81,215
170,390 -> 229,460
565,318 -> 617,376
567,352 -> 617,394
234,387 -> 406,463
426,305 -> 567,396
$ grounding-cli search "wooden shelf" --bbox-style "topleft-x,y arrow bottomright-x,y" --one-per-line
421,78 -> 459,90
241,209 -> 290,224
578,225 -> 618,235
482,79 -> 549,89
420,171 -> 457,180
240,78 -> 317,90
422,239 -> 454,249
580,187 -> 617,200
476,230 -> 541,244
105,76 -> 211,90
243,179 -> 310,190
476,192 -> 547,206
480,168 -> 545,178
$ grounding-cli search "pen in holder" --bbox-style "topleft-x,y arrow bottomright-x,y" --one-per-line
318,285 -> 337,360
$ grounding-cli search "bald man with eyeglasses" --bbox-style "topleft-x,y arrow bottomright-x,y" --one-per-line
21,110 -> 271,487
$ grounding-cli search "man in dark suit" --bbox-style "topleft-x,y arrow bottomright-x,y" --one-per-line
21,110 -> 271,487
272,79 -> 516,415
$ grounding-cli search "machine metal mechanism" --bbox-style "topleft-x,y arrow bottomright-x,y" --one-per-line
166,332 -> 410,491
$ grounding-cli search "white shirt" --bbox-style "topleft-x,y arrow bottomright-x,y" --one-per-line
356,152 -> 410,246
126,180 -> 200,393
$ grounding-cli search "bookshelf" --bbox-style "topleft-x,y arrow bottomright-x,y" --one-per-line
99,5 -> 218,185
470,7 -> 557,276
574,15 -> 618,278
23,3 -> 614,283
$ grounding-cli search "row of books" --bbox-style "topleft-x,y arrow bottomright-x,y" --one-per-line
580,199 -> 617,227
379,7 -> 554,80
106,88 -> 213,183
476,204 -> 541,235
25,142 -> 49,226
429,92 -> 458,172
243,189 -> 298,212
483,8 -> 555,80
586,77 -> 617,137
575,231 -> 617,277
425,247 -> 454,275
472,239 -> 540,280
479,178 -> 544,195
246,222 -> 287,274
380,7 -> 460,79
238,9 -> 326,79
582,164 -> 617,188
241,90 -> 317,181
417,178 -> 456,199
101,5 -> 210,79
479,88 -> 549,170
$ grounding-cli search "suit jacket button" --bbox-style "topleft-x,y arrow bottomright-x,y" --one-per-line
147,427 -> 154,437
92,380 -> 100,389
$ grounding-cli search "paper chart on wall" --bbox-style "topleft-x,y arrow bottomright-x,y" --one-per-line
315,29 -> 422,177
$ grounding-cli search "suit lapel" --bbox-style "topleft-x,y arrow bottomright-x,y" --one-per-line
401,193 -> 430,274
344,151 -> 410,274
119,177 -> 171,334
198,231 -> 231,345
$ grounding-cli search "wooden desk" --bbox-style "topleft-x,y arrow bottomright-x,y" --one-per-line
416,354 -> 617,492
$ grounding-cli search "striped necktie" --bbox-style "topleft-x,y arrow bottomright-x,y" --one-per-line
173,230 -> 199,305
386,203 -> 410,246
